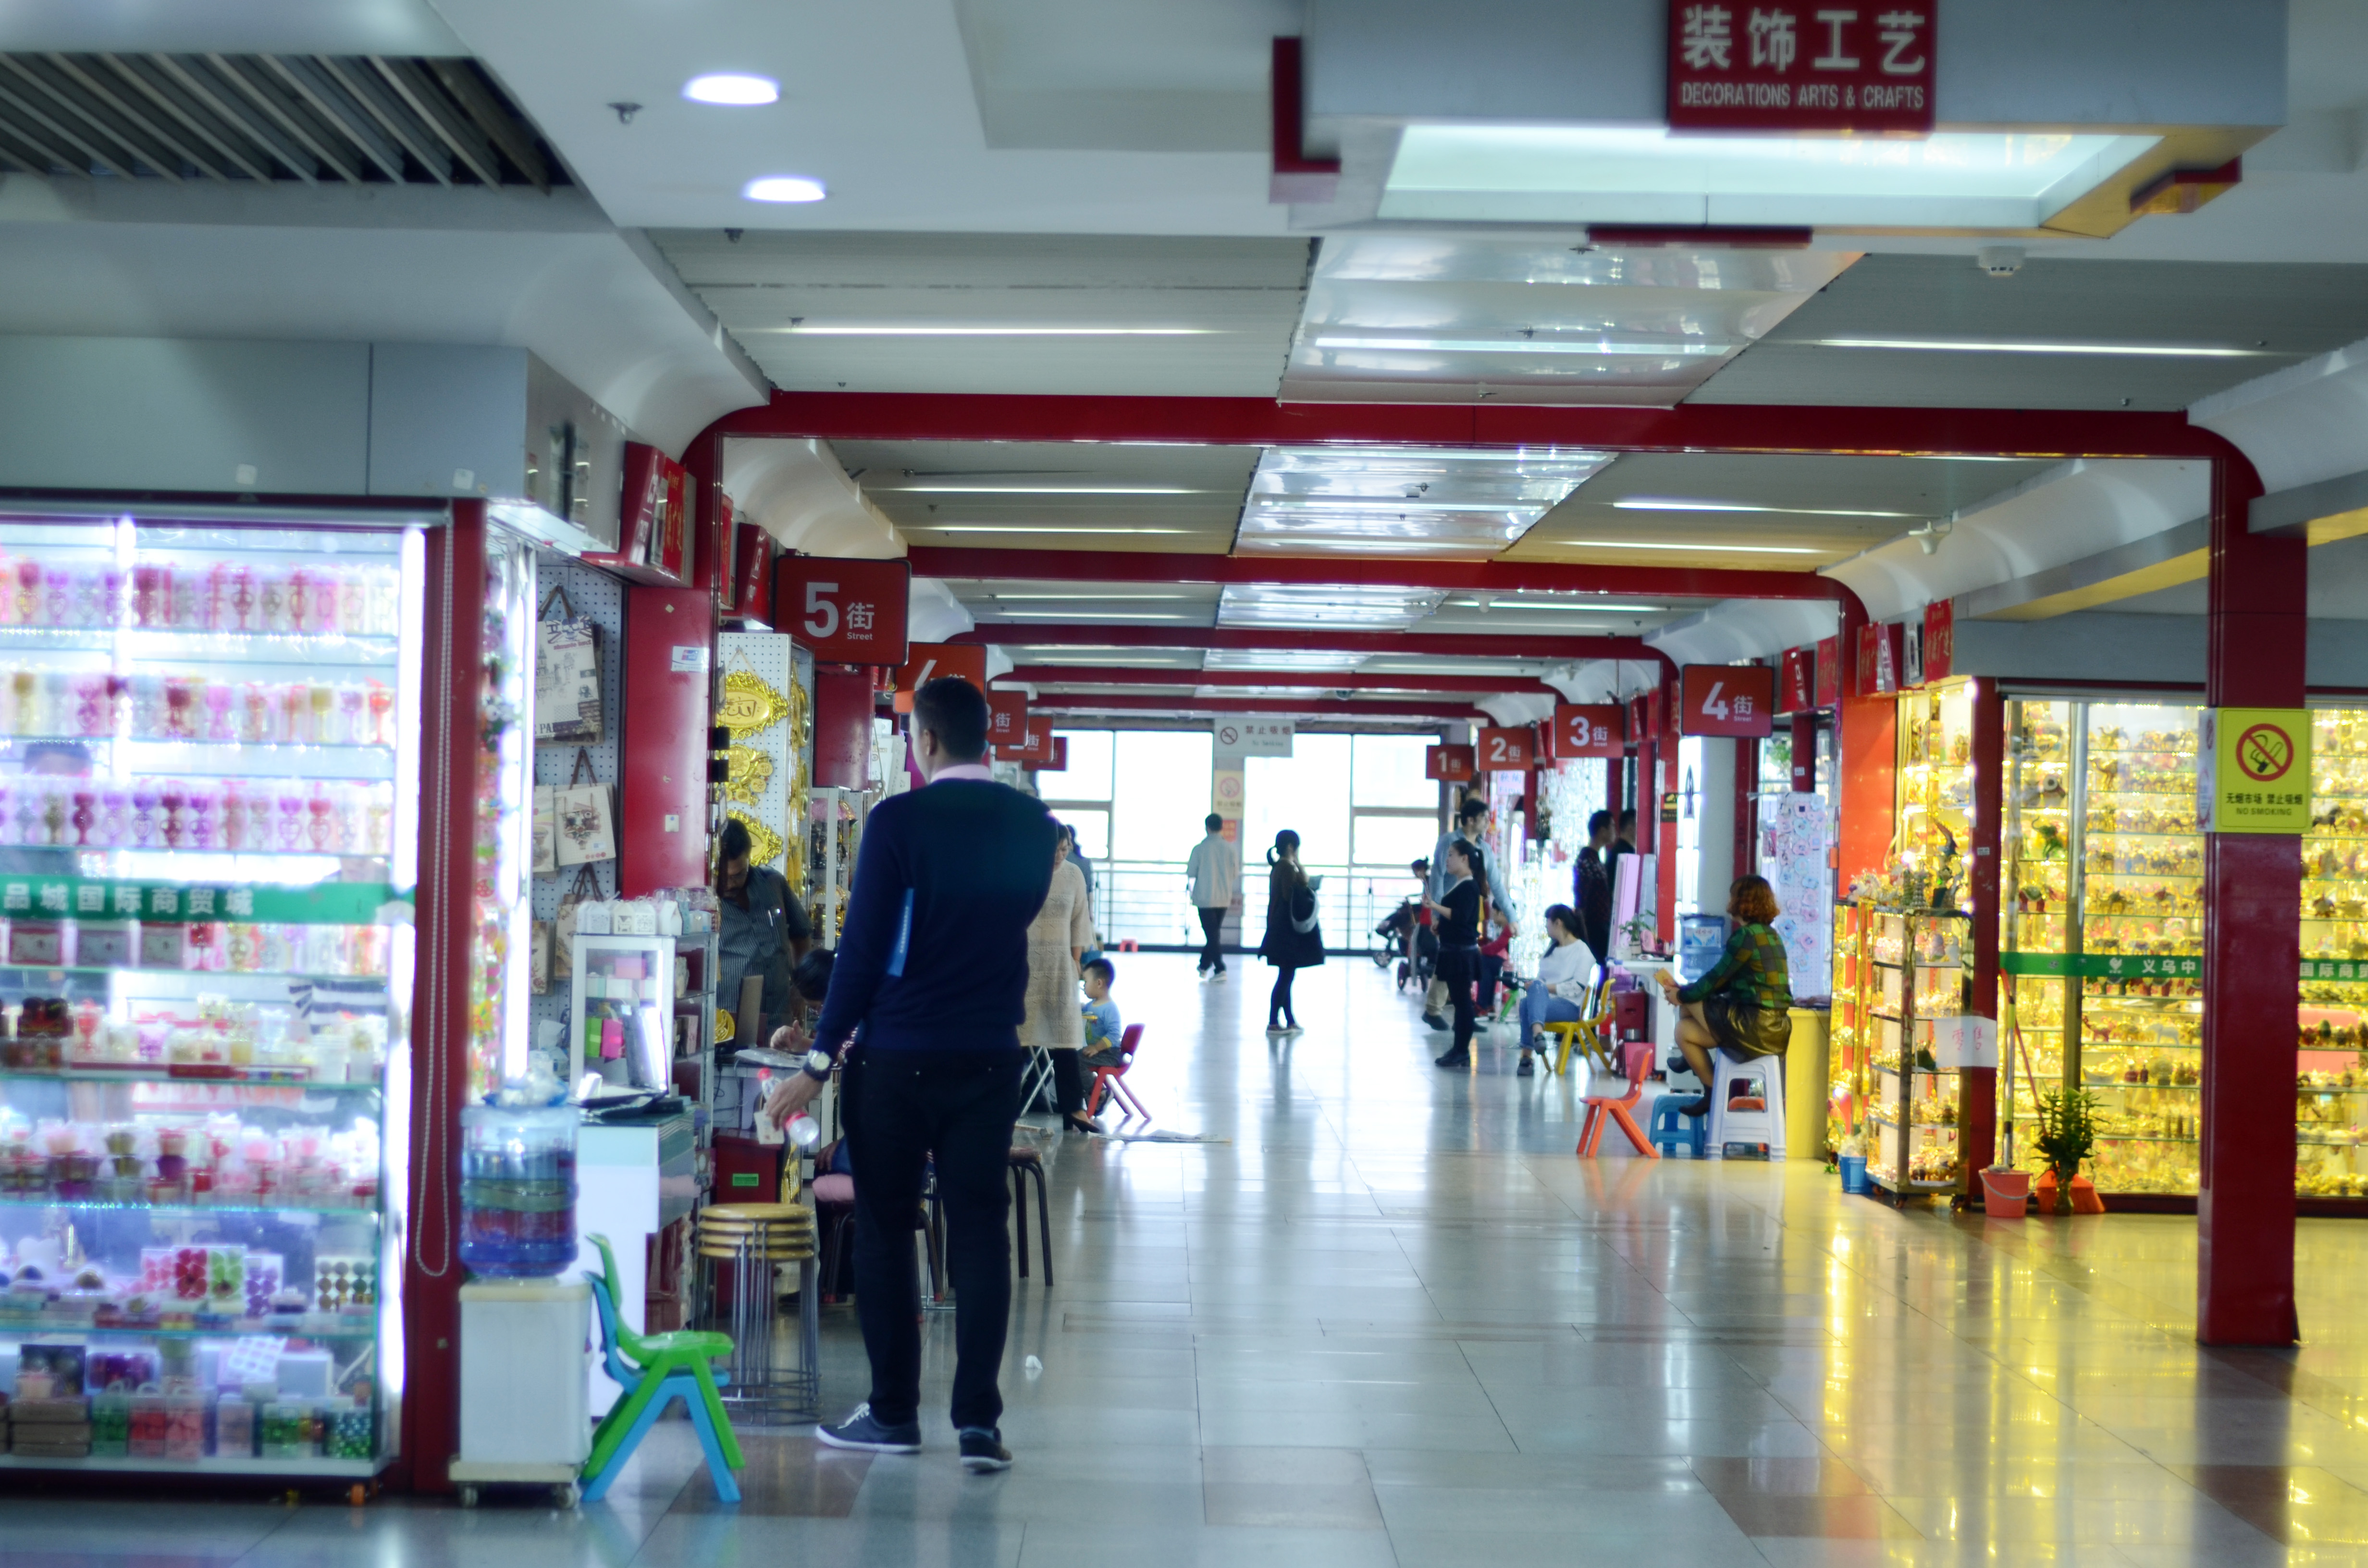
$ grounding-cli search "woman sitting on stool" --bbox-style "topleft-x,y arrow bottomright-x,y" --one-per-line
1655,874 -> 1791,1117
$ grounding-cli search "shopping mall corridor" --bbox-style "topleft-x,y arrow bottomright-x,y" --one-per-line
14,954 -> 2368,1566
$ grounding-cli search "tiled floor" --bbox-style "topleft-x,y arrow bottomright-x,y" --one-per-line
12,953 -> 2368,1565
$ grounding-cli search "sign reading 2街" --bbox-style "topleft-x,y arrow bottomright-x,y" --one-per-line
2198,708 -> 2312,834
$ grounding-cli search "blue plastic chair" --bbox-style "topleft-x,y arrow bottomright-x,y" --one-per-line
581,1270 -> 743,1504
1649,1094 -> 1711,1159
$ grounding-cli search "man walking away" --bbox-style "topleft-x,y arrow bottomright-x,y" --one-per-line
1573,809 -> 1615,965
1185,812 -> 1239,978
802,676 -> 1058,1473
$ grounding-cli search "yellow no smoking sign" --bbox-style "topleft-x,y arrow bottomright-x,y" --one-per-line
2201,708 -> 2312,833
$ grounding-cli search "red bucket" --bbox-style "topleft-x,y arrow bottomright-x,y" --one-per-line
1979,1166 -> 2030,1219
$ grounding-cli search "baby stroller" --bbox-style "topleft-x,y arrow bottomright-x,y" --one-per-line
1374,898 -> 1436,992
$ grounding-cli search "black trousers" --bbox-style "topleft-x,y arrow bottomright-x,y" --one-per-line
843,1046 -> 1022,1432
1051,1046 -> 1085,1116
1439,944 -> 1480,1054
1268,965 -> 1298,1028
1196,906 -> 1228,972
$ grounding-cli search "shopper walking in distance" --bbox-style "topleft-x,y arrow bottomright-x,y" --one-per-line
783,675 -> 1057,1473
1185,812 -> 1239,979
1259,828 -> 1324,1034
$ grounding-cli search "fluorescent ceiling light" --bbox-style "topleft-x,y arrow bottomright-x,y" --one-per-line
747,326 -> 1214,337
913,526 -> 1198,535
887,486 -> 1205,495
987,612 -> 1201,621
1203,649 -> 1372,672
742,175 -> 826,203
1484,600 -> 1664,612
1809,337 -> 2273,358
684,73 -> 779,105
1555,540 -> 1825,554
1612,499 -> 1917,518
1382,126 -> 2161,229
984,592 -> 1199,602
1310,335 -> 1736,357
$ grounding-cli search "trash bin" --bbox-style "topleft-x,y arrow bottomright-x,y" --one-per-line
1786,1005 -> 1829,1162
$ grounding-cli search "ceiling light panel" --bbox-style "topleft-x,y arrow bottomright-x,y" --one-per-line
1382,127 -> 2161,229
1216,584 -> 1448,631
1202,649 -> 1374,673
1237,445 -> 1611,555
683,73 -> 779,105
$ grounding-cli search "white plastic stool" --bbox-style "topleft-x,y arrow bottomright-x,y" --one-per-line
1704,1049 -> 1786,1160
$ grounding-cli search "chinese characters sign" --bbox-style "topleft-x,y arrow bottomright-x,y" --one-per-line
774,556 -> 912,666
1679,664 -> 1775,737
2199,707 -> 2311,834
1214,719 -> 1294,758
1554,704 -> 1625,760
987,690 -> 1029,748
1778,646 -> 1816,714
1669,3 -> 1935,134
0,877 -> 396,925
891,643 -> 987,714
1923,598 -> 1955,682
1426,744 -> 1476,784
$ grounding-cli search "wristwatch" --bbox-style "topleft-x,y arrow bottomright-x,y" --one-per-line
799,1047 -> 835,1082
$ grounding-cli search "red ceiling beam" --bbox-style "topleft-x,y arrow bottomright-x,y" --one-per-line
910,546 -> 1826,604
1031,693 -> 1482,720
709,390 -> 2225,463
1005,665 -> 1556,695
959,625 -> 1664,663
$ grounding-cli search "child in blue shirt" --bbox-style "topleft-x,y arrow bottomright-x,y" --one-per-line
1079,957 -> 1123,1071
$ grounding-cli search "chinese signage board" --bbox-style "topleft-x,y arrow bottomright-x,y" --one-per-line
1214,719 -> 1294,758
891,643 -> 987,714
1778,646 -> 1815,714
1005,721 -> 1051,763
1477,726 -> 1535,772
776,556 -> 912,666
1856,622 -> 1901,696
0,876 -> 393,926
1814,636 -> 1840,706
1923,598 -> 1955,682
1047,735 -> 1069,772
1425,744 -> 1476,784
1679,664 -> 1776,737
1668,2 -> 1936,135
1554,703 -> 1625,759
987,690 -> 1029,748
2199,707 -> 2311,833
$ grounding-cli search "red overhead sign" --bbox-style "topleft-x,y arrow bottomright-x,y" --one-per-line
1426,744 -> 1476,784
1923,599 -> 1955,682
1047,735 -> 1069,772
1477,726 -> 1535,772
891,642 -> 987,712
1554,704 -> 1626,759
1778,647 -> 1816,714
1668,2 -> 1935,135
1857,623 -> 1902,696
1005,720 -> 1051,763
1815,636 -> 1841,706
1680,665 -> 1776,737
776,556 -> 912,666
987,689 -> 1029,748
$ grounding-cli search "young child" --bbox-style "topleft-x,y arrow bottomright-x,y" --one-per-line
1078,957 -> 1123,1071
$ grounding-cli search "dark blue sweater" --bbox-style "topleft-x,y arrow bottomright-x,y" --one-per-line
813,776 -> 1059,1054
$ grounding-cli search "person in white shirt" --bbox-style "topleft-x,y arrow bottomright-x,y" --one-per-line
1184,812 -> 1240,979
1516,904 -> 1597,1077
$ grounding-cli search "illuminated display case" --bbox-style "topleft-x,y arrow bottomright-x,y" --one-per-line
1828,900 -> 1871,1158
0,512 -> 423,1477
1864,909 -> 1973,1199
2298,709 -> 2368,1199
1897,679 -> 1974,902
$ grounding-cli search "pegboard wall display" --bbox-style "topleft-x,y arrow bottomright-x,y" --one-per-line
530,555 -> 624,1037
717,632 -> 799,877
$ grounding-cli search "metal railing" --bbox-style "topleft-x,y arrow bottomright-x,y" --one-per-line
1083,860 -> 1424,954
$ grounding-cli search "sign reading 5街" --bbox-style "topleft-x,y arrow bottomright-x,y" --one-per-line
2198,707 -> 2312,834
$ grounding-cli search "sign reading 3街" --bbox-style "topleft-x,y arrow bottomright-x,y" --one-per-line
2198,708 -> 2312,834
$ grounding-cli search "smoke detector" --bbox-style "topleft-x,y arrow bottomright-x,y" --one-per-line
1976,244 -> 2024,278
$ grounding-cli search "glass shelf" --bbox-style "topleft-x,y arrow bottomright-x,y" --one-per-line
0,1197 -> 378,1218
0,1318 -> 378,1340
0,626 -> 397,664
0,1068 -> 381,1091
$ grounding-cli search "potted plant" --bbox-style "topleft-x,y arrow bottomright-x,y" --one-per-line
2034,1087 -> 2101,1214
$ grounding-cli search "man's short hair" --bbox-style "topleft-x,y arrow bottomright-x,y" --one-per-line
1617,808 -> 1636,829
1084,957 -> 1115,986
792,948 -> 835,1001
913,676 -> 989,760
1587,809 -> 1613,836
1205,812 -> 1223,832
717,817 -> 752,862
1456,796 -> 1487,824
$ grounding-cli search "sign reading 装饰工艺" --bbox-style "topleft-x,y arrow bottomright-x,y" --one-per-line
2198,708 -> 2311,834
1668,2 -> 1935,135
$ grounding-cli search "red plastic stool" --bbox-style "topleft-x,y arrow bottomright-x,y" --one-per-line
1577,1041 -> 1660,1160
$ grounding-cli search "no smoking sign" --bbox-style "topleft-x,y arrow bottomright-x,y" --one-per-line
2203,708 -> 2311,834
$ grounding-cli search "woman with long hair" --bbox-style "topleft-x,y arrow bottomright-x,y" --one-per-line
1258,829 -> 1325,1034
1021,822 -> 1099,1134
1656,874 -> 1792,1115
1427,836 -> 1490,1070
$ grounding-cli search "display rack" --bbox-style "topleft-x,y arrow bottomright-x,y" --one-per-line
0,512 -> 421,1478
1828,898 -> 1872,1158
1898,678 -> 1974,904
2298,707 -> 2368,1200
1864,908 -> 1973,1201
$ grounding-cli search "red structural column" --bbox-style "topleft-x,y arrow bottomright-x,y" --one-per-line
1655,669 -> 1680,948
400,501 -> 485,1492
2199,450 -> 2303,1346
1964,677 -> 2005,1184
681,428 -> 727,599
1834,596 -> 1896,892
1790,713 -> 1818,792
1734,737 -> 1760,883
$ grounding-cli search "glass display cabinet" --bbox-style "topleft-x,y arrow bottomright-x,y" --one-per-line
0,513 -> 421,1477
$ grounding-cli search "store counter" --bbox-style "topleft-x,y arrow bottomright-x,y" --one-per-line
573,1114 -> 696,1412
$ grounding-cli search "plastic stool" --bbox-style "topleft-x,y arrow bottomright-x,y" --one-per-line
1704,1049 -> 1787,1160
1649,1094 -> 1710,1159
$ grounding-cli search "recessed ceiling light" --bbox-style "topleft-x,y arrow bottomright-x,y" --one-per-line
684,73 -> 779,106
916,526 -> 1198,535
1612,499 -> 1917,517
985,592 -> 1199,602
1556,540 -> 1824,554
1485,600 -> 1665,612
1311,335 -> 1738,357
748,326 -> 1215,337
1808,338 -> 2271,358
742,175 -> 826,203
987,612 -> 1200,621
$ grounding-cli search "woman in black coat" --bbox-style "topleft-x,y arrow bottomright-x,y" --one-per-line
1259,829 -> 1325,1034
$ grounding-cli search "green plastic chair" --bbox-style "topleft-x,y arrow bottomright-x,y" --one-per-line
581,1233 -> 744,1490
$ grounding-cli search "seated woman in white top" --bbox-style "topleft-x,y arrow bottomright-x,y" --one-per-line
1516,904 -> 1596,1076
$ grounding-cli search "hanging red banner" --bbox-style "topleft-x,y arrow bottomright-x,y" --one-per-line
1857,623 -> 1902,696
1923,599 -> 1955,682
1815,636 -> 1841,706
1778,646 -> 1816,714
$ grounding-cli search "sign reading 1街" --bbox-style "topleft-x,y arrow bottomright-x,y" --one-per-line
1668,3 -> 1936,135
2198,708 -> 2312,834
1214,719 -> 1294,758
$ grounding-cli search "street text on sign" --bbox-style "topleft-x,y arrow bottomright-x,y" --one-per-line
1680,664 -> 1776,738
1669,3 -> 1936,134
775,556 -> 912,666
1478,726 -> 1534,772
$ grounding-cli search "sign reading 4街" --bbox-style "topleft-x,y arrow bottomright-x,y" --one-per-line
2198,707 -> 2312,834
1214,719 -> 1294,758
